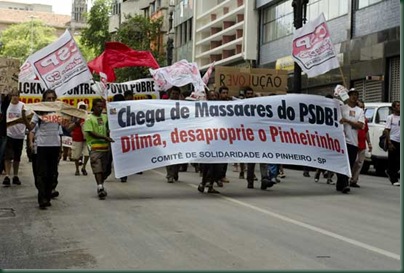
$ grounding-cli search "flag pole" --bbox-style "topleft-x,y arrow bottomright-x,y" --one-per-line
338,66 -> 347,87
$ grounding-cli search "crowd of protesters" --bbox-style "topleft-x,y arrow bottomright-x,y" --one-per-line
0,84 -> 400,209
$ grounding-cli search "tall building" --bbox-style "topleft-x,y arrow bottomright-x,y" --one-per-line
109,0 -> 151,33
256,0 -> 400,102
0,0 -> 52,12
193,0 -> 258,70
0,0 -> 70,36
107,0 -> 399,102
71,0 -> 87,34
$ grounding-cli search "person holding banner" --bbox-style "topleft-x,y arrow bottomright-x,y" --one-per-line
22,89 -> 63,209
83,98 -> 114,199
337,88 -> 365,194
165,86 -> 182,183
197,90 -> 222,194
3,90 -> 25,186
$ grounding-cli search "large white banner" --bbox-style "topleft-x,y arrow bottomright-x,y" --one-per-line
19,30 -> 92,97
292,13 -> 340,78
107,95 -> 351,178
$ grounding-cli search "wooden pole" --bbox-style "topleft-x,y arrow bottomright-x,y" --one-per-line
339,66 -> 347,87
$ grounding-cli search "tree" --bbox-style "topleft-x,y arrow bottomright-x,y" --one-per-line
80,0 -> 112,56
0,20 -> 57,62
113,14 -> 165,82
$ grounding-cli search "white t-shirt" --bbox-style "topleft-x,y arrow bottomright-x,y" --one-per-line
6,101 -> 26,139
341,104 -> 365,147
31,113 -> 63,147
385,114 -> 400,143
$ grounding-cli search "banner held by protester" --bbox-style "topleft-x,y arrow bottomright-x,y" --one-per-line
107,94 -> 350,178
291,12 -> 340,78
149,59 -> 206,93
19,30 -> 92,97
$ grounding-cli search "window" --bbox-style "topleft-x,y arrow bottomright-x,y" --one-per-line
111,0 -> 120,15
262,0 -> 349,43
357,0 -> 383,9
176,19 -> 193,47
262,0 -> 293,42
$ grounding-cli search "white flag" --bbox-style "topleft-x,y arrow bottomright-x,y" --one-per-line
149,59 -> 205,92
292,13 -> 340,78
19,30 -> 92,97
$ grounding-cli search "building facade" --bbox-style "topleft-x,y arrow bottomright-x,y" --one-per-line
193,0 -> 258,71
71,0 -> 88,34
256,0 -> 400,102
107,0 -> 399,102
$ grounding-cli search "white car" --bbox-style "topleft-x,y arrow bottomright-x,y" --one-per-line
361,102 -> 391,175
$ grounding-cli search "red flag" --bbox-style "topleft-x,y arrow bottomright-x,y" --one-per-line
88,42 -> 160,82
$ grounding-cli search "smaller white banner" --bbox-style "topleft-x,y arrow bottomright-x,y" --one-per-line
292,13 -> 340,78
19,30 -> 92,97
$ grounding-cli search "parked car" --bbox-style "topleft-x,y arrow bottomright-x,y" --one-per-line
361,102 -> 391,175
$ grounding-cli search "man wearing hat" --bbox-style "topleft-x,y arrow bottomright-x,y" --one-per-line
337,88 -> 365,193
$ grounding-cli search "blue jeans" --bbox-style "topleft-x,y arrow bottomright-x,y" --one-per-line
267,164 -> 279,180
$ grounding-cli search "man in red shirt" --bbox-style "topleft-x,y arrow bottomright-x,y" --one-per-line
350,99 -> 371,187
67,102 -> 89,176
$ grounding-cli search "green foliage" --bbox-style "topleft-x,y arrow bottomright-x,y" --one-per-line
80,0 -> 112,56
0,20 -> 57,62
75,35 -> 96,62
112,14 -> 165,82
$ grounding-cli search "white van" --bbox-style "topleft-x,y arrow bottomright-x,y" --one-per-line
361,102 -> 391,175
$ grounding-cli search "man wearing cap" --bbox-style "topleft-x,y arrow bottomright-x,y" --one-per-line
337,88 -> 365,193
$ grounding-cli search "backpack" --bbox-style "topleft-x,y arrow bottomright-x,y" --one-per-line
379,130 -> 388,152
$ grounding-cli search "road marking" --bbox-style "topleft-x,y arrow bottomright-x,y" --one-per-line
218,193 -> 400,261
151,169 -> 400,261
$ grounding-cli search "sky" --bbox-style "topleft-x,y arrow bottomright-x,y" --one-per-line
18,0 -> 92,16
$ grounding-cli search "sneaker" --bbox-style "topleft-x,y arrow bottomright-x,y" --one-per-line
207,187 -> 220,194
50,190 -> 59,198
261,177 -> 275,190
350,183 -> 360,188
278,172 -> 286,178
274,177 -> 281,183
2,176 -> 10,187
327,179 -> 335,185
341,187 -> 350,194
247,182 -> 254,189
314,172 -> 320,183
385,170 -> 398,184
393,182 -> 400,186
75,170 -> 80,176
221,177 -> 229,183
97,187 -> 107,199
12,176 -> 21,185
197,183 -> 205,193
